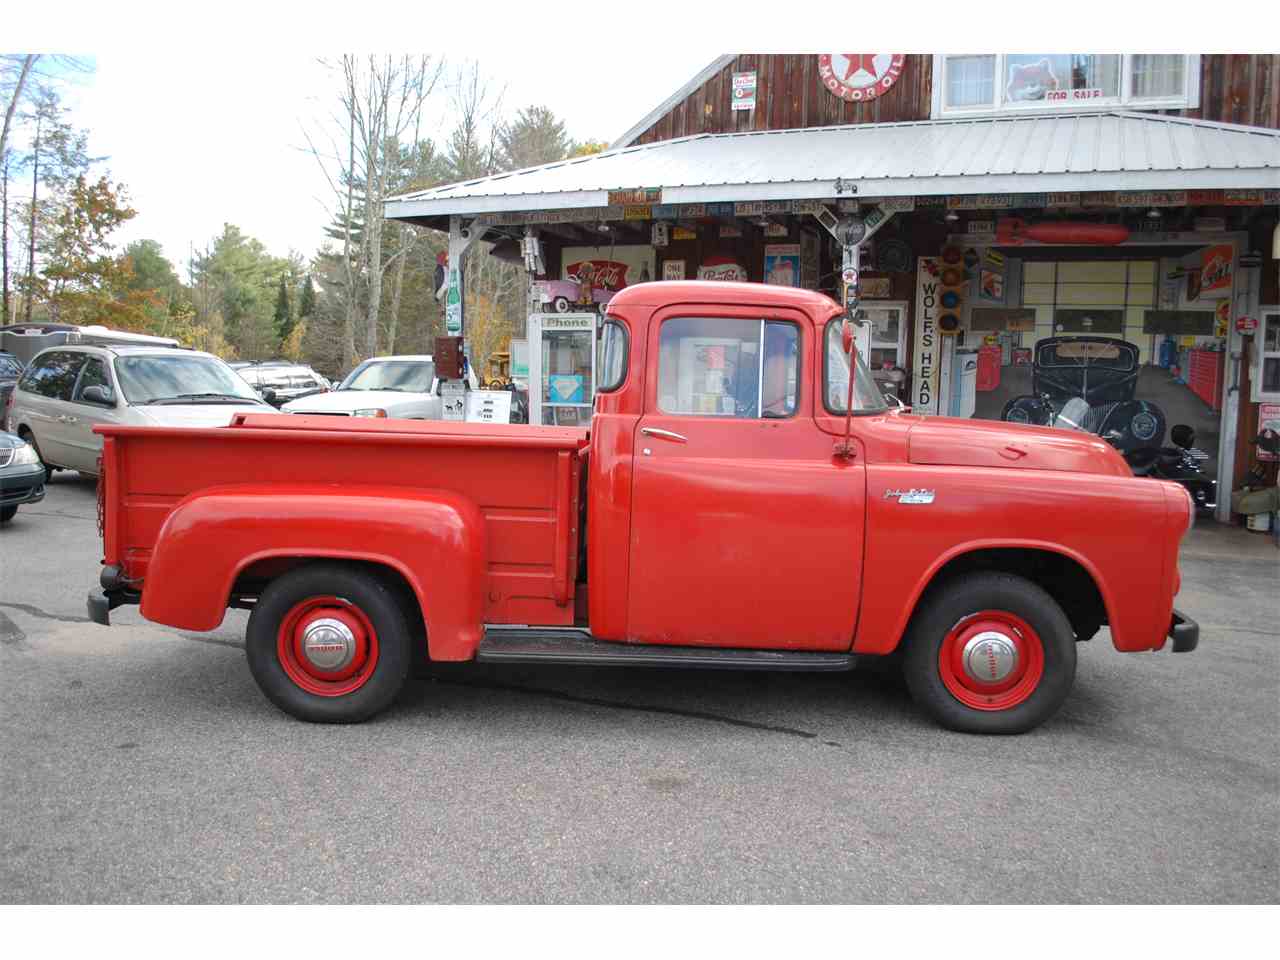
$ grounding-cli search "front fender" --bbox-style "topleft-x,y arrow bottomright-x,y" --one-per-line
140,484 -> 486,661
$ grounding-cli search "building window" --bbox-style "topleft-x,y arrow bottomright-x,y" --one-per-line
933,54 -> 1199,117
1129,54 -> 1185,101
1256,309 -> 1280,402
946,55 -> 995,109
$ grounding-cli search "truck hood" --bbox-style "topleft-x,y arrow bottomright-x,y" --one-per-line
282,389 -> 432,416
132,402 -> 279,428
907,417 -> 1131,477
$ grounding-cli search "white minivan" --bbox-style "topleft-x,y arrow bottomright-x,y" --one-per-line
4,344 -> 279,479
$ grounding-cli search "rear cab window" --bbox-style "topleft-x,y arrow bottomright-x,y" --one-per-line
657,317 -> 799,419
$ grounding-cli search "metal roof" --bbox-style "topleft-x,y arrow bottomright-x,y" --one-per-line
385,112 -> 1280,225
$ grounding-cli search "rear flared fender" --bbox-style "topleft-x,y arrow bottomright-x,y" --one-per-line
140,484 -> 486,661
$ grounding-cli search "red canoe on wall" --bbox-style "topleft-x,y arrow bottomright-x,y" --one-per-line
996,218 -> 1131,245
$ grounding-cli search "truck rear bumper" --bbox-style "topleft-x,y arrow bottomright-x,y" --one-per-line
1169,608 -> 1199,653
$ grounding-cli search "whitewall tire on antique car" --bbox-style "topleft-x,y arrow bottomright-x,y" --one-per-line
246,564 -> 413,723
902,572 -> 1076,734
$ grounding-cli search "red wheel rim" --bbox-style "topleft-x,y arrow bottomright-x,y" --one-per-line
938,610 -> 1044,711
276,595 -> 379,697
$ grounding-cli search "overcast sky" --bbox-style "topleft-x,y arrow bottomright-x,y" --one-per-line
42,50 -> 713,274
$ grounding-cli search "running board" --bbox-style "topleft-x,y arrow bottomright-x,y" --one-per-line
477,628 -> 855,671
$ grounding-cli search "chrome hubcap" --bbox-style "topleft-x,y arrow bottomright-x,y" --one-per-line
301,617 -> 357,671
961,631 -> 1018,684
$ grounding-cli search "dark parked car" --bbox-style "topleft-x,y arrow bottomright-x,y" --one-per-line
0,351 -> 22,409
1002,336 -> 1165,454
0,430 -> 46,523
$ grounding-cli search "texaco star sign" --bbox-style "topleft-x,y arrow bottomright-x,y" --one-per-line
818,54 -> 906,102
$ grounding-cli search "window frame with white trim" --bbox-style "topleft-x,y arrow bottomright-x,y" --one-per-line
931,54 -> 1201,119
1255,307 -> 1280,403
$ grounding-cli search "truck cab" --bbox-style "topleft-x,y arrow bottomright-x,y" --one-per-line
88,282 -> 1199,734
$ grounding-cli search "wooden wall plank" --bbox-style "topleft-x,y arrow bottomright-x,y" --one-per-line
629,53 -> 1278,146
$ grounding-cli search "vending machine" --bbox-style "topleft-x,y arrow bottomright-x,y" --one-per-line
527,312 -> 598,427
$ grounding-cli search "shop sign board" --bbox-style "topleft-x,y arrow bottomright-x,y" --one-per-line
623,205 -> 652,220
967,220 -> 995,234
719,225 -> 743,238
608,188 -> 661,206
563,247 -> 654,290
764,244 -> 801,287
662,259 -> 686,281
1258,404 -> 1280,462
698,258 -> 748,282
1200,244 -> 1234,296
672,227 -> 696,241
764,222 -> 789,237
540,314 -> 595,331
861,277 -> 892,299
731,71 -> 757,111
877,197 -> 916,212
734,201 -> 766,217
818,54 -> 906,102
464,390 -> 513,424
912,257 -> 942,414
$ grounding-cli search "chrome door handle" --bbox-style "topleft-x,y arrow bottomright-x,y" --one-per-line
640,427 -> 687,443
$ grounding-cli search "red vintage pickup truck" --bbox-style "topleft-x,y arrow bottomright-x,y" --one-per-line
88,281 -> 1198,734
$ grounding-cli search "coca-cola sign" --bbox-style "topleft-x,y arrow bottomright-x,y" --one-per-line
565,259 -> 630,290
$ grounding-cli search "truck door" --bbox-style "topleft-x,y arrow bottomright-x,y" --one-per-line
627,308 -> 866,651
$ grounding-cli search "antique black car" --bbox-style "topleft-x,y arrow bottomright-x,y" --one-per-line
1001,336 -> 1165,454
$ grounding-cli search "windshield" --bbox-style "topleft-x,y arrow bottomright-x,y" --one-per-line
0,355 -> 21,377
113,354 -> 263,404
340,360 -> 435,393
824,320 -> 889,414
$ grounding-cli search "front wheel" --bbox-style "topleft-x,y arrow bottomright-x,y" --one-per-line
902,572 -> 1076,734
245,564 -> 414,723
0,504 -> 17,523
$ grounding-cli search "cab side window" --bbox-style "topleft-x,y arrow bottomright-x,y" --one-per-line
73,358 -> 111,403
20,351 -> 86,401
657,317 -> 798,418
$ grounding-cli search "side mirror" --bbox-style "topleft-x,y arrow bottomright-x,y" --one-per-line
81,384 -> 115,406
262,388 -> 278,404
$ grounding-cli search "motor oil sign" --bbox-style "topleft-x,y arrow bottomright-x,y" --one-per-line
912,257 -> 941,414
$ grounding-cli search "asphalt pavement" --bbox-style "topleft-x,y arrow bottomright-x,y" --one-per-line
1,472 -> 1277,903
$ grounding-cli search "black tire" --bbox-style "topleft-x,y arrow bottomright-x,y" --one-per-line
18,428 -> 54,484
245,563 -> 414,723
552,296 -> 570,313
0,504 -> 16,523
902,572 -> 1076,734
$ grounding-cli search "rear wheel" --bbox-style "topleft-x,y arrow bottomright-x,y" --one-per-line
246,564 -> 413,723
0,504 -> 16,523
902,573 -> 1076,734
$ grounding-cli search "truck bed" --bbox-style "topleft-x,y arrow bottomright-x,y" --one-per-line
97,414 -> 589,626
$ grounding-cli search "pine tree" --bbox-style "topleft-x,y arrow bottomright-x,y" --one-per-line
274,274 -> 293,342
298,274 -> 316,320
